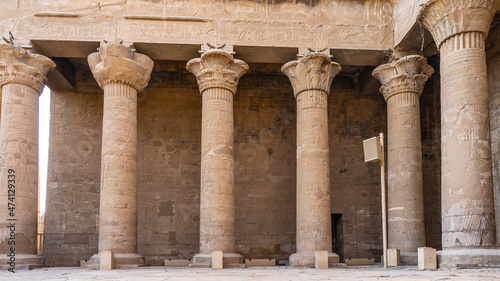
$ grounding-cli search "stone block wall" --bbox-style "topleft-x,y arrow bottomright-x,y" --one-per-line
44,61 -> 443,265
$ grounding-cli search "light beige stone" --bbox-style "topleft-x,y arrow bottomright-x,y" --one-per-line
0,44 -> 54,267
211,251 -> 223,269
100,250 -> 114,270
315,251 -> 329,269
187,49 -> 248,267
244,259 -> 276,267
164,259 -> 191,267
88,43 -> 153,267
344,258 -> 375,266
282,52 -> 341,267
373,55 -> 434,265
387,249 -> 401,267
419,0 -> 500,268
418,247 -> 436,270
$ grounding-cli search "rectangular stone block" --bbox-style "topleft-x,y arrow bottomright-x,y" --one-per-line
418,247 -> 436,270
244,259 -> 276,266
345,258 -> 375,266
315,250 -> 329,269
387,249 -> 400,267
212,251 -> 223,269
164,259 -> 191,267
100,250 -> 114,270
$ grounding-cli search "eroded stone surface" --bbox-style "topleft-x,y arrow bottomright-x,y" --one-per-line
372,55 -> 434,264
282,52 -> 341,267
0,45 -> 54,265
419,0 -> 498,265
187,49 -> 248,264
88,43 -> 153,264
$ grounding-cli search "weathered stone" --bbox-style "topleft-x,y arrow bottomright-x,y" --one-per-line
87,43 -> 153,268
187,49 -> 248,267
419,0 -> 500,268
373,55 -> 434,265
282,52 -> 341,267
0,45 -> 55,267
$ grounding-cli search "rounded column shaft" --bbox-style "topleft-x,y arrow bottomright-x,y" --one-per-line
419,0 -> 500,268
282,52 -> 341,267
0,46 -> 55,266
439,32 -> 496,248
296,89 -> 331,253
187,49 -> 248,266
373,55 -> 434,264
99,82 -> 138,253
88,42 -> 153,266
0,84 -> 40,255
200,87 -> 235,253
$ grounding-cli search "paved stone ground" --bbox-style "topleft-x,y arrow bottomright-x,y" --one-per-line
1,265 -> 500,280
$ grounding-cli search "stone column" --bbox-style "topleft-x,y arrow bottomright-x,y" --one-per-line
0,44 -> 55,267
282,52 -> 341,267
87,43 -> 153,267
373,55 -> 434,264
186,49 -> 248,267
419,0 -> 500,267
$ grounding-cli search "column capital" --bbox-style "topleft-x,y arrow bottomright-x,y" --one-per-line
186,49 -> 248,95
0,44 -> 55,93
281,52 -> 341,98
372,55 -> 434,101
88,43 -> 154,91
418,0 -> 500,49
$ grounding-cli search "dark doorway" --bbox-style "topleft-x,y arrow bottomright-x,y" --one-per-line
332,214 -> 344,263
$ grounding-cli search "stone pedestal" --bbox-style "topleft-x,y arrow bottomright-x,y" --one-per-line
372,55 -> 434,265
0,45 -> 55,269
186,49 -> 248,268
282,52 -> 341,267
87,43 -> 153,268
419,0 -> 500,268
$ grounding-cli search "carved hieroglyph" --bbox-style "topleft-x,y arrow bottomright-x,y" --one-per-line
282,52 -> 341,267
88,43 -> 153,260
187,49 -> 248,257
0,44 -> 55,263
373,55 -> 434,263
419,0 -> 500,250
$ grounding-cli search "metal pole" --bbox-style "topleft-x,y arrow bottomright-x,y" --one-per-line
380,133 -> 387,268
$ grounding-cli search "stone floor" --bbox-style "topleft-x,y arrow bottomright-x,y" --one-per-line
2,265 -> 500,280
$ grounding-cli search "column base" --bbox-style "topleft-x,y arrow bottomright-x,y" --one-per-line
84,253 -> 145,269
289,252 -> 341,268
438,248 -> 500,269
400,251 -> 418,265
0,254 -> 45,270
188,253 -> 245,268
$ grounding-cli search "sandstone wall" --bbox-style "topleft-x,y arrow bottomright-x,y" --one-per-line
45,60 -> 442,265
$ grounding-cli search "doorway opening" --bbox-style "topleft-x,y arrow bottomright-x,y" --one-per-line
331,214 -> 343,263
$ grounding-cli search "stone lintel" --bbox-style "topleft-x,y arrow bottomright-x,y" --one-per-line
372,55 -> 434,101
88,42 -> 153,91
186,49 -> 248,95
0,44 -> 55,93
418,0 -> 500,49
281,52 -> 341,98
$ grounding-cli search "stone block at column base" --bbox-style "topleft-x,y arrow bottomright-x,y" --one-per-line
85,253 -> 145,269
188,252 -> 245,269
437,248 -> 500,269
289,251 -> 342,268
0,254 -> 45,270
400,251 -> 418,265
